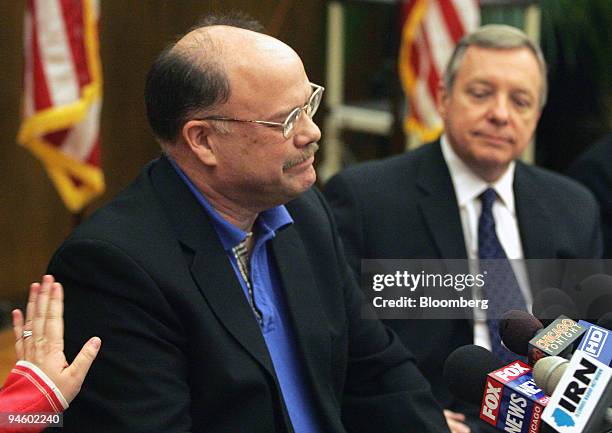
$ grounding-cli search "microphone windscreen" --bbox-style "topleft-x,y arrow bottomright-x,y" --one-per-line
574,274 -> 612,321
532,356 -> 568,395
443,345 -> 504,405
537,304 -> 579,327
498,310 -> 544,356
586,293 -> 612,323
532,287 -> 576,325
597,312 -> 612,331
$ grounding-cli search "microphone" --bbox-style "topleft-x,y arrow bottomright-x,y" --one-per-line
574,274 -> 612,323
498,307 -> 611,369
533,356 -> 572,395
499,310 -> 544,357
444,344 -> 505,405
532,288 -> 578,326
497,309 -> 586,365
533,351 -> 612,432
599,313 -> 612,331
527,316 -> 587,365
444,345 -> 550,432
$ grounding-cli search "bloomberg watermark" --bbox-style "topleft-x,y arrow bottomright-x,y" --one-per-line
360,259 -> 612,320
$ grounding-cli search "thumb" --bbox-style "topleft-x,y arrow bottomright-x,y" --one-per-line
66,336 -> 101,384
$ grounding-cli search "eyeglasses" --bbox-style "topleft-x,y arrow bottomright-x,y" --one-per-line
198,82 -> 324,139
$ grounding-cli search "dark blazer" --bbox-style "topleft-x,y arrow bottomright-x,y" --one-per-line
323,141 -> 603,408
568,133 -> 612,259
48,156 -> 449,433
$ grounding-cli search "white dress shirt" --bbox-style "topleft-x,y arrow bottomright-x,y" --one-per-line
440,135 -> 532,350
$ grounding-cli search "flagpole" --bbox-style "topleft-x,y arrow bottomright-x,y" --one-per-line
72,209 -> 85,228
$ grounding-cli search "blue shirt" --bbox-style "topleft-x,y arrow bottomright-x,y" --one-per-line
170,159 -> 321,433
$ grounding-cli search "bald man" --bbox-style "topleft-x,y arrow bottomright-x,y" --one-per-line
48,14 -> 449,433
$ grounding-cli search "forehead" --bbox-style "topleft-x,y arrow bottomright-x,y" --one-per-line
227,52 -> 311,116
455,45 -> 542,95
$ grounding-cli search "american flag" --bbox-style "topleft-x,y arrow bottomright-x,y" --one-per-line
17,0 -> 104,213
399,0 -> 480,143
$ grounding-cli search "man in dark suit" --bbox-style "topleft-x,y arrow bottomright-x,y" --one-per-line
47,14 -> 449,433
324,25 -> 603,433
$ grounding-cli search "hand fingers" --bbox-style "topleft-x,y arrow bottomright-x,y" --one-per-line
63,337 -> 101,403
445,419 -> 471,433
444,410 -> 467,421
12,309 -> 24,360
45,282 -> 64,353
444,410 -> 470,433
22,282 -> 40,361
31,275 -> 54,363
32,275 -> 54,337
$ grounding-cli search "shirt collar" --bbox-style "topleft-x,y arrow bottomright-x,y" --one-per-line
440,135 -> 516,214
168,157 -> 293,251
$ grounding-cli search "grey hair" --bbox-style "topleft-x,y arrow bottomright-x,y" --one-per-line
443,24 -> 548,109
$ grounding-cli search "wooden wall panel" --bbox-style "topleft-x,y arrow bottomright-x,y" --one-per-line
0,1 -> 325,310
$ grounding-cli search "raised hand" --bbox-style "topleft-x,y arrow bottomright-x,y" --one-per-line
12,275 -> 101,403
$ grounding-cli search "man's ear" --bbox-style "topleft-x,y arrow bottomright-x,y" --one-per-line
437,82 -> 449,119
181,120 -> 217,166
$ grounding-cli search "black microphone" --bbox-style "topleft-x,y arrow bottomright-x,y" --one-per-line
444,344 -> 504,405
444,345 -> 550,432
599,313 -> 612,331
574,274 -> 612,323
532,287 -> 578,326
499,310 -> 544,357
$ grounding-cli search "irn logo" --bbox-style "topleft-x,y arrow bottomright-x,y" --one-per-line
552,408 -> 575,427
556,356 -> 597,421
582,326 -> 607,358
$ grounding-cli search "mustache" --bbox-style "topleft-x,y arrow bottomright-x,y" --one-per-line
282,142 -> 320,171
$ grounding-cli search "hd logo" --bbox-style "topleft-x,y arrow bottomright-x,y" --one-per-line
583,326 -> 607,358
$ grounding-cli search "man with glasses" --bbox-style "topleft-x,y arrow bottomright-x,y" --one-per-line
47,14 -> 449,433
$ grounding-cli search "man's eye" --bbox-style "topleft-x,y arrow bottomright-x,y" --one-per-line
513,97 -> 532,109
468,89 -> 490,99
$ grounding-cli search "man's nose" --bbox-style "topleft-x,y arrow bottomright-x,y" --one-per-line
488,95 -> 510,125
293,113 -> 321,147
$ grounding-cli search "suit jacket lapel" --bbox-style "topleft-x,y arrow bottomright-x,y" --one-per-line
150,157 -> 275,376
514,162 -> 555,259
270,227 -> 335,417
416,142 -> 468,259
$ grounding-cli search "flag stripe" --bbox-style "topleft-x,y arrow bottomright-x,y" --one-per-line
35,0 -> 80,107
420,28 -> 442,104
399,0 -> 480,142
59,0 -> 91,89
30,0 -> 54,115
19,0 -> 104,213
453,0 -> 480,33
423,0 -> 455,74
87,136 -> 101,166
61,99 -> 101,160
438,0 -> 466,43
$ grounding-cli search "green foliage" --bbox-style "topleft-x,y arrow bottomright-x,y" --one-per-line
540,0 -> 611,102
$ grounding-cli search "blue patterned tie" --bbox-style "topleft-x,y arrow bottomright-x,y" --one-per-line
478,188 -> 527,363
